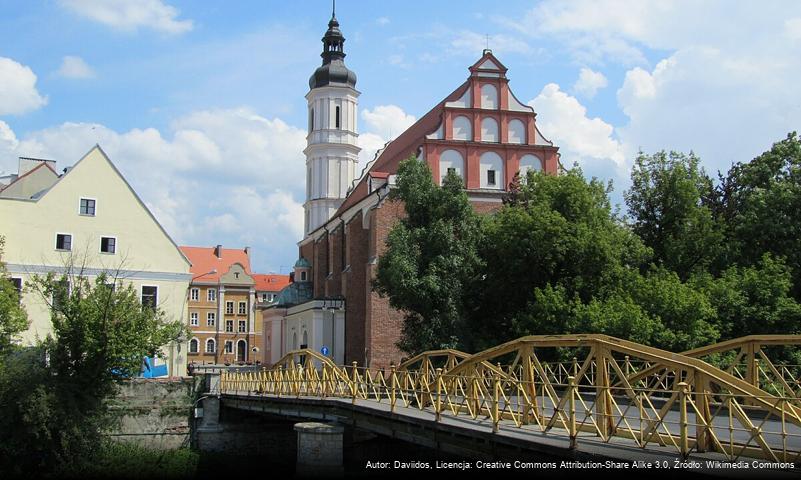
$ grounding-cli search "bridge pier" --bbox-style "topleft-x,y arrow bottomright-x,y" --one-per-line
294,422 -> 344,477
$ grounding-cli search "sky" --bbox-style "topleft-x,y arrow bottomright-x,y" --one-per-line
1,0 -> 800,273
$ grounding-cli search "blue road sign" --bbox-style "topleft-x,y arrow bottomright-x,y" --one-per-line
321,346 -> 330,356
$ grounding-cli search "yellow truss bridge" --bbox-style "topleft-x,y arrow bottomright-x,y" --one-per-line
219,334 -> 801,463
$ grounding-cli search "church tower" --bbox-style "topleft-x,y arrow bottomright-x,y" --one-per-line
304,7 -> 360,236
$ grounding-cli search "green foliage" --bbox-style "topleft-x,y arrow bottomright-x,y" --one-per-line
0,271 -> 185,475
693,254 -> 801,339
374,157 -> 484,352
377,135 -> 801,359
625,151 -> 722,278
0,236 -> 29,352
60,442 -> 200,479
713,132 -> 801,296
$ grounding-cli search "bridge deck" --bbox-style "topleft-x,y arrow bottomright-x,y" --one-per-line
221,390 -> 799,476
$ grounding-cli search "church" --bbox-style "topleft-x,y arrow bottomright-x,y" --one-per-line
262,11 -> 560,369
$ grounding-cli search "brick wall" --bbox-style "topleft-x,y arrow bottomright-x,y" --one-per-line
343,213 -> 368,365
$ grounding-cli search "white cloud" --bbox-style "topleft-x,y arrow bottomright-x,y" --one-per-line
376,17 -> 390,26
573,67 -> 608,99
0,57 -> 47,115
785,18 -> 801,41
0,108 -> 307,272
530,83 -> 625,172
359,105 -> 416,168
361,105 -> 416,141
57,56 -> 96,79
59,0 -> 193,34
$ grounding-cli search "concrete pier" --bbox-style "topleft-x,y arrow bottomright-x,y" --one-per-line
294,422 -> 344,477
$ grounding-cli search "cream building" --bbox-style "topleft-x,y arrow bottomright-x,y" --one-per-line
0,145 -> 192,377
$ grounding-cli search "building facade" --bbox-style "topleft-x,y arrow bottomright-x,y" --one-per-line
265,13 -> 560,369
181,245 -> 265,365
0,146 -> 192,377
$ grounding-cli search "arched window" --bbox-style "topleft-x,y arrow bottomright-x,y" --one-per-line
292,332 -> 297,349
205,338 -> 216,353
481,84 -> 498,109
452,116 -> 471,141
335,106 -> 341,129
519,154 -> 543,182
309,108 -> 314,132
481,117 -> 499,142
439,149 -> 465,185
189,338 -> 199,354
508,119 -> 525,144
302,330 -> 308,348
480,151 -> 504,189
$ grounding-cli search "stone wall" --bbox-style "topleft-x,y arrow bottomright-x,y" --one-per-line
106,377 -> 199,450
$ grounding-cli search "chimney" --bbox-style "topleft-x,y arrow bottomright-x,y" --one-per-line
244,246 -> 250,257
214,244 -> 222,258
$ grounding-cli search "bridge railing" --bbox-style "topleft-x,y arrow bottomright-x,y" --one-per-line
218,334 -> 801,463
220,363 -> 801,463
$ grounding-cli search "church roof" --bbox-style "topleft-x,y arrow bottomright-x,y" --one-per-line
274,281 -> 314,307
309,11 -> 356,89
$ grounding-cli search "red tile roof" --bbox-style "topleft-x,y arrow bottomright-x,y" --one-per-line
179,245 -> 252,282
253,273 -> 291,292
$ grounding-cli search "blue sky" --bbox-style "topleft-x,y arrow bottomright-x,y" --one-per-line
2,1 -> 800,273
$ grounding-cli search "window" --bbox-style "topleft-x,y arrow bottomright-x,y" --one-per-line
238,302 -> 247,315
207,289 -> 216,302
190,288 -> 199,301
205,338 -> 216,353
190,312 -> 199,326
55,233 -> 72,251
207,312 -> 216,327
10,278 -> 22,304
261,293 -> 268,302
79,198 -> 96,216
480,151 -> 504,190
439,149 -> 465,186
335,106 -> 341,129
141,286 -> 158,309
189,339 -> 199,353
300,271 -> 307,281
309,108 -> 314,132
238,320 -> 246,333
225,320 -> 233,333
100,236 -> 116,254
226,301 -> 234,314
224,341 -> 233,354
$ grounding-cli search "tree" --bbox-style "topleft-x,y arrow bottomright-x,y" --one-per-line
0,267 -> 185,475
373,157 -> 484,353
474,167 -> 653,348
625,151 -> 722,279
0,236 -> 28,352
713,132 -> 801,297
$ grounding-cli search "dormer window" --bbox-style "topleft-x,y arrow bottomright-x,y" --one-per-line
79,198 -> 96,216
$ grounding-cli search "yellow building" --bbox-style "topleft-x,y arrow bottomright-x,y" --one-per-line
180,245 -> 262,365
0,146 -> 192,377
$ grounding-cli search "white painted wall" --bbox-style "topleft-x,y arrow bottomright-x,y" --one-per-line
479,151 -> 504,189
